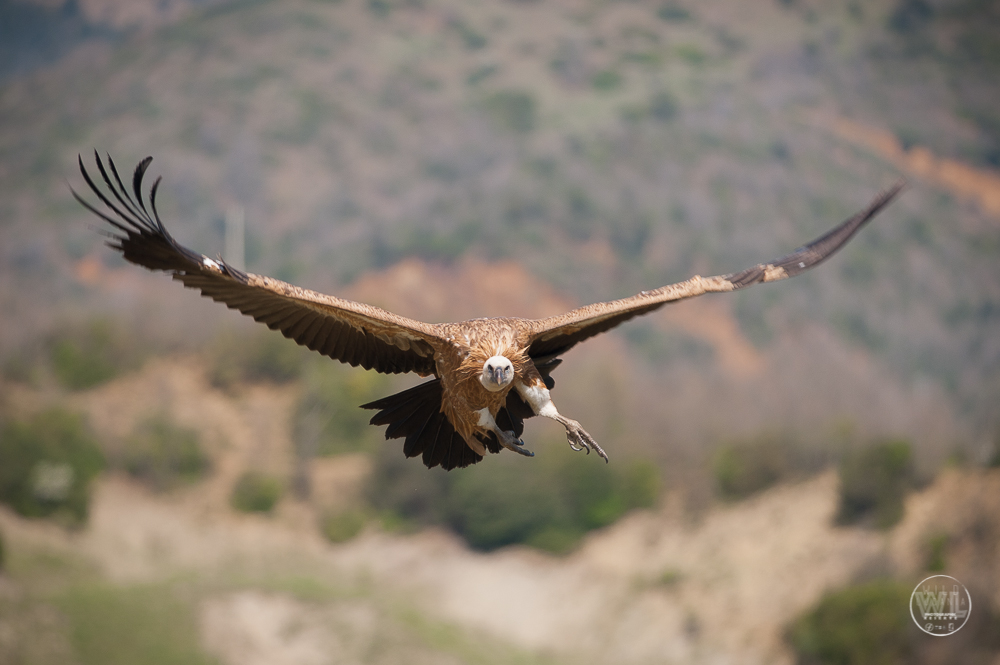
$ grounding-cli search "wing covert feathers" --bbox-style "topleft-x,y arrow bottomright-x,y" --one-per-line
526,181 -> 904,359
74,153 -> 439,375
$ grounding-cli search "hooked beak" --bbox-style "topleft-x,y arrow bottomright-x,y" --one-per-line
481,355 -> 514,391
490,365 -> 511,385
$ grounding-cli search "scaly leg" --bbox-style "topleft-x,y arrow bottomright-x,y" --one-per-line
514,380 -> 609,462
475,407 -> 535,457
548,412 -> 608,462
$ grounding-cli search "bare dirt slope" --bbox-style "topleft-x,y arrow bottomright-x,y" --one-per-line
3,353 -> 997,664
4,442 -> 996,665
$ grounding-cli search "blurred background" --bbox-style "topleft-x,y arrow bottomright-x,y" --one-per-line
1,0 -> 999,662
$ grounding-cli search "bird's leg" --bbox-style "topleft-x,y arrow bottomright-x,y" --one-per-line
494,428 -> 535,458
514,380 -> 609,462
549,413 -> 608,462
475,408 -> 534,457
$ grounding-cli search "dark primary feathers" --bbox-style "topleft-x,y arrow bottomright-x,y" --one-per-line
73,152 -> 439,377
74,153 -> 903,470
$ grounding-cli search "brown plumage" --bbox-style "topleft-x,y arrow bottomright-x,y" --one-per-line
74,153 -> 904,470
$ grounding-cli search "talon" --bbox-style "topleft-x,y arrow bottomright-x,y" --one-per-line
562,421 -> 608,462
495,428 -> 534,457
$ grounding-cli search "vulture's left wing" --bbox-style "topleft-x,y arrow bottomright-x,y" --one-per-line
74,153 -> 440,376
526,182 -> 904,360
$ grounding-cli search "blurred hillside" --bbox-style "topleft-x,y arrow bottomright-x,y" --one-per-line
2,355 -> 999,664
2,1 -> 1000,663
2,0 -> 999,464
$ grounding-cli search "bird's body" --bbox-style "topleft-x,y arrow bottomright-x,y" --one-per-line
74,153 -> 903,470
432,319 -> 531,454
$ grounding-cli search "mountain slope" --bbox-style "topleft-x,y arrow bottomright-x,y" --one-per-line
1,0 -> 998,452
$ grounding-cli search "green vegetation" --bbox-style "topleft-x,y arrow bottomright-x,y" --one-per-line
713,440 -> 784,501
450,18 -> 487,51
924,532 -> 948,572
55,581 -> 216,665
50,319 -> 142,390
481,90 -> 536,133
657,568 -> 683,588
0,408 -> 104,525
367,449 -> 659,553
208,329 -> 305,390
657,3 -> 692,22
320,508 -> 367,543
712,432 -> 824,501
786,579 -> 913,665
294,362 -> 388,457
230,470 -> 283,513
0,527 -> 5,573
648,90 -> 678,122
119,414 -> 211,492
591,70 -> 623,92
0,533 -> 554,665
272,89 -> 337,144
835,439 -> 915,530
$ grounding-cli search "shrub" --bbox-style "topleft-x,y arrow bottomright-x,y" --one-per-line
836,439 -> 915,529
450,455 -> 659,553
294,363 -> 389,457
55,581 -> 216,665
657,3 -> 691,22
712,433 -> 819,501
0,408 -> 105,525
120,415 -> 210,492
364,445 -> 451,528
230,471 -> 283,513
208,329 -> 305,389
649,90 -> 678,122
481,90 -> 536,133
366,447 -> 660,553
786,579 -> 913,665
924,532 -> 948,572
446,458 -> 575,552
50,319 -> 141,390
713,442 -> 784,501
320,509 -> 367,543
591,70 -> 622,92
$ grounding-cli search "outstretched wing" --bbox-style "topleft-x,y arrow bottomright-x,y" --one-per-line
74,153 -> 440,375
526,182 -> 904,359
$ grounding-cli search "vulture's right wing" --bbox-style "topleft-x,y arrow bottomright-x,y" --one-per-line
526,181 -> 905,360
74,153 -> 440,376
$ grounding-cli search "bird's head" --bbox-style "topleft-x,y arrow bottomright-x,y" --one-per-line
480,355 -> 514,392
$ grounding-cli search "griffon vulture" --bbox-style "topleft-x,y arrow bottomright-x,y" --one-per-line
74,153 -> 903,470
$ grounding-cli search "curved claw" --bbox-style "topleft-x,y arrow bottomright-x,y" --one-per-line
561,420 -> 609,463
496,429 -> 535,457
511,445 -> 535,458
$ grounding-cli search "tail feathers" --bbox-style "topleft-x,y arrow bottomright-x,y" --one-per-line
362,379 -> 500,470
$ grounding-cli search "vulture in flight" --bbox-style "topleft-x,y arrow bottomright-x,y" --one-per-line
74,153 -> 903,470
